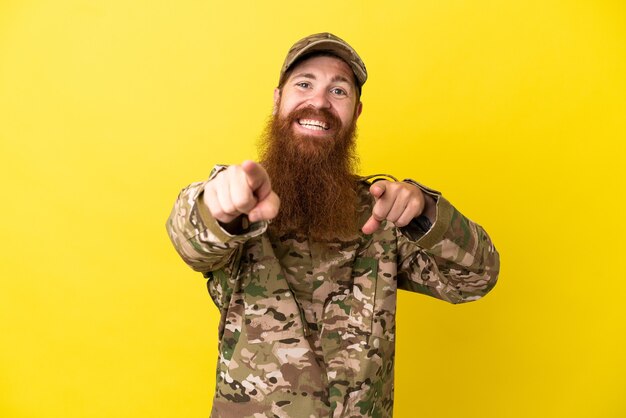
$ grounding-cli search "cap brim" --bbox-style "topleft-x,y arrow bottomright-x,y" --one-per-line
282,39 -> 367,87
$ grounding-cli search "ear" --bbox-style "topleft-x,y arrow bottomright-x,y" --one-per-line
273,88 -> 280,115
354,101 -> 363,120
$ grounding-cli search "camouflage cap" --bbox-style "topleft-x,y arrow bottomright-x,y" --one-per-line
279,32 -> 367,90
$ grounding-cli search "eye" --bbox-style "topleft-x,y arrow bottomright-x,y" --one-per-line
296,81 -> 311,89
331,87 -> 347,96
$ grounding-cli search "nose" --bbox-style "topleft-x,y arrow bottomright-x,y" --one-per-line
306,89 -> 331,109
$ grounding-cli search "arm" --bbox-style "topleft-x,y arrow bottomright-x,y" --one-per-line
360,177 -> 499,304
165,167 -> 268,274
166,161 -> 279,310
396,190 -> 500,304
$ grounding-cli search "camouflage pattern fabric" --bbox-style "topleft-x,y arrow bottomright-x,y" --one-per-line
166,167 -> 500,418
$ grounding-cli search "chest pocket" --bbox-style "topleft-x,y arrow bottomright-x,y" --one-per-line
351,256 -> 397,341
348,257 -> 377,335
322,255 -> 397,342
238,237 -> 304,344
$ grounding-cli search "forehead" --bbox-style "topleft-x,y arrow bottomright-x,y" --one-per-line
287,55 -> 356,84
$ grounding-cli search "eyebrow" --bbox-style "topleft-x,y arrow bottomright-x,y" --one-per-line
331,75 -> 352,84
292,73 -> 352,85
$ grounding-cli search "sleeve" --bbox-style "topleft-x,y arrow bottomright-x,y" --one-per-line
165,165 -> 268,275
396,182 -> 500,304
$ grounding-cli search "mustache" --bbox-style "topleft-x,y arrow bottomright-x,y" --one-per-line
286,106 -> 342,130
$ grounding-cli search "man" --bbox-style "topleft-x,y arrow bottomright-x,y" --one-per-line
166,33 -> 499,418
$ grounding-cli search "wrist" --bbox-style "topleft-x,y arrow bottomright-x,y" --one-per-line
218,215 -> 250,235
422,193 -> 437,223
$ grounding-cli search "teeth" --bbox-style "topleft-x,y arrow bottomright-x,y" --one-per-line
302,124 -> 324,131
298,119 -> 329,130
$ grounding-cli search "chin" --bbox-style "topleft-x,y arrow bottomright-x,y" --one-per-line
293,136 -> 330,157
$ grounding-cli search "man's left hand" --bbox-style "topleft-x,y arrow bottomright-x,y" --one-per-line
361,181 -> 435,235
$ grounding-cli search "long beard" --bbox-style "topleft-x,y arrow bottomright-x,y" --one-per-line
258,106 -> 360,241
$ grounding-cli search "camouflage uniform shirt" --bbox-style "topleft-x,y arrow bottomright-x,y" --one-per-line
166,167 -> 500,418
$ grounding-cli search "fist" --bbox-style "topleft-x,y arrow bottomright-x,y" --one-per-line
361,180 -> 433,235
202,160 -> 280,224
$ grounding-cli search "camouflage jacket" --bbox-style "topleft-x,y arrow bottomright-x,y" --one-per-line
166,168 -> 500,418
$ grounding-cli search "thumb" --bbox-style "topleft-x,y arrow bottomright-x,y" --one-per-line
248,191 -> 280,223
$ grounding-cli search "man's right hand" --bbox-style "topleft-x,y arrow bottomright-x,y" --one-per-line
202,160 -> 280,225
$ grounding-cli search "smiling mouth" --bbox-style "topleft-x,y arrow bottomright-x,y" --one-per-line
297,119 -> 330,131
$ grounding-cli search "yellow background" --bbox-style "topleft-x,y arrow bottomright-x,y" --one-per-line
1,0 -> 625,417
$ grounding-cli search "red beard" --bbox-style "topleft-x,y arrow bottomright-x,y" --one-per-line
258,105 -> 360,241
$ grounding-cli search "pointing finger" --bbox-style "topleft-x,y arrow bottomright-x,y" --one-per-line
242,160 -> 272,200
361,215 -> 381,235
363,181 -> 391,234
